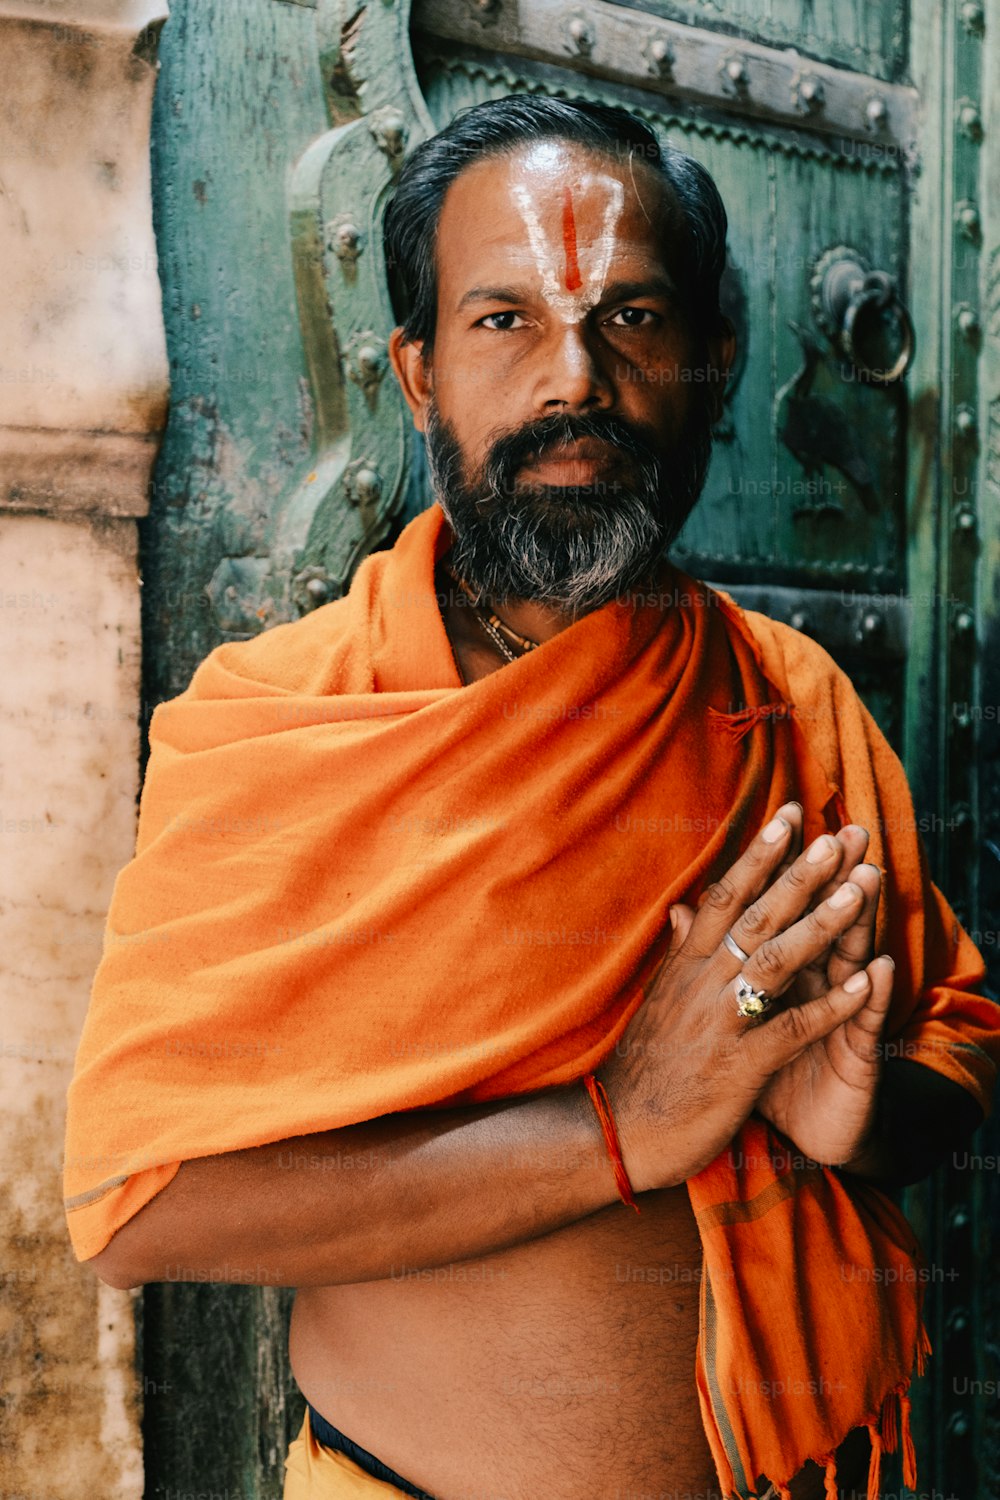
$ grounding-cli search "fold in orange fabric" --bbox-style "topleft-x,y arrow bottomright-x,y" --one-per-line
65,502 -> 1000,1498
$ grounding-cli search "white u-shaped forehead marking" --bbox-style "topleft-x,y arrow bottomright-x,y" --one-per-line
510,174 -> 626,324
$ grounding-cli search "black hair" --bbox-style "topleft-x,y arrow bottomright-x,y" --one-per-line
382,93 -> 729,359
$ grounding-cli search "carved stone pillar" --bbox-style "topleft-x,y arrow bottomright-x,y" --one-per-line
0,2 -> 169,1492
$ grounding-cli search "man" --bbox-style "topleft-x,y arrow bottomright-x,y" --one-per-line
67,97 -> 999,1500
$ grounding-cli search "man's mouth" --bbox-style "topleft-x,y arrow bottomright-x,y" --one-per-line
518,438 -> 618,485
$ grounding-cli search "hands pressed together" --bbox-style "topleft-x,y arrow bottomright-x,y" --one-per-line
605,802 -> 896,1194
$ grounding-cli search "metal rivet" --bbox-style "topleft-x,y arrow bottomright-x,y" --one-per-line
954,607 -> 975,633
723,55 -> 749,89
357,345 -> 381,375
954,503 -> 977,532
865,96 -> 888,130
646,36 -> 674,77
346,334 -> 388,398
369,108 -> 408,162
960,0 -> 985,34
947,1411 -> 971,1439
293,565 -> 336,614
958,101 -> 984,141
946,1308 -> 969,1337
956,201 -> 981,240
956,304 -> 980,338
354,466 -> 382,504
955,406 -> 977,438
330,222 -> 362,263
795,75 -> 825,113
789,610 -> 809,632
567,16 -> 595,55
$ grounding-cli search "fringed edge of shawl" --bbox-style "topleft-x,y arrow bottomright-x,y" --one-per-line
735,1316 -> 931,1500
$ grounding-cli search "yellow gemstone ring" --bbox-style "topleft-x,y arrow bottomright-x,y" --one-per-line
735,974 -> 773,1019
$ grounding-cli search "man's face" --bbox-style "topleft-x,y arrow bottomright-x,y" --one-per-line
389,139 -> 734,611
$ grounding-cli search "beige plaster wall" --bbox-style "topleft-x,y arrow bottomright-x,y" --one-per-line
0,0 -> 169,1492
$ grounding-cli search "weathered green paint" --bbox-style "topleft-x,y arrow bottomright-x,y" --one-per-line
622,0 -> 909,82
140,0 -> 999,1493
142,3 -> 330,1493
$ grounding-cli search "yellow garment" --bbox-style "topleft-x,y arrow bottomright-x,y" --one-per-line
283,1410 -> 415,1498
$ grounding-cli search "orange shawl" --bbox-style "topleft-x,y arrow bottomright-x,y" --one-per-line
65,503 -> 999,1498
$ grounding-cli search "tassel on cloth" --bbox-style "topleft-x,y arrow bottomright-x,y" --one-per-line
879,1387 -> 900,1454
916,1317 -> 932,1377
866,1422 -> 883,1500
820,1452 -> 838,1499
899,1387 -> 918,1490
707,700 -> 797,742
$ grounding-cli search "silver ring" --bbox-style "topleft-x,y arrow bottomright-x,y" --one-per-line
723,929 -> 751,964
734,974 -> 773,1019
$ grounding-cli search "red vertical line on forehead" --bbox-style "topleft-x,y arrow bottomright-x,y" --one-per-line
561,187 -> 582,292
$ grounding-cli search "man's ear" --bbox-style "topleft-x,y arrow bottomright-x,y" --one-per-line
706,316 -> 737,425
388,327 -> 432,433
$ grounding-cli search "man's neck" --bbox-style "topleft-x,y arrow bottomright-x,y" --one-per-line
486,596 -> 579,646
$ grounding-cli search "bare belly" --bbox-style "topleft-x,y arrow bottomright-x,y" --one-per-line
289,1183 -> 720,1500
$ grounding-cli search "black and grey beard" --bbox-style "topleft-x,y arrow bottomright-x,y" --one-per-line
423,401 -> 714,615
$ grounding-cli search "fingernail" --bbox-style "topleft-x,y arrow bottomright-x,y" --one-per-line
879,953 -> 895,969
829,882 -> 860,907
844,971 -> 869,992
806,834 -> 835,863
761,816 -> 789,844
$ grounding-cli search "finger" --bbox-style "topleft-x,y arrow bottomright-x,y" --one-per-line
793,855 -> 880,1004
723,831 -> 849,967
683,801 -> 803,959
726,878 -> 868,1002
825,863 -> 882,990
770,801 -> 804,882
845,954 -> 894,1044
807,824 -> 870,907
821,954 -> 895,1073
741,963 -> 877,1069
668,903 -> 697,950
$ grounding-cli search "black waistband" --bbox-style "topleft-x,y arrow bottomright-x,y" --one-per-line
306,1402 -> 436,1499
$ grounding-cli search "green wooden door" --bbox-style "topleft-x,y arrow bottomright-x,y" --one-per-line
141,0 -> 999,1493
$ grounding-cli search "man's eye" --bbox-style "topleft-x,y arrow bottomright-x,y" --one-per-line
608,307 -> 658,328
478,311 -> 527,331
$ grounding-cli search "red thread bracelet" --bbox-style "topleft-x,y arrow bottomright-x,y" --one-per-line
582,1072 -> 641,1214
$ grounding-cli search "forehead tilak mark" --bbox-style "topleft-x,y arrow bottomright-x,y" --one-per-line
509,175 -> 626,324
561,188 -> 582,292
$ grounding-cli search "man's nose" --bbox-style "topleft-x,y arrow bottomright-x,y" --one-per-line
533,323 -> 615,413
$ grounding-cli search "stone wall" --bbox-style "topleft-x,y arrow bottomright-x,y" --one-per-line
0,2 -> 169,1493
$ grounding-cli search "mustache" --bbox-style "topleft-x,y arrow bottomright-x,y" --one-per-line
477,412 -> 662,502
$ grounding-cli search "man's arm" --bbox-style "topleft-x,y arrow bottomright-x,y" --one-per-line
90,813 -> 898,1292
88,1085 -> 624,1290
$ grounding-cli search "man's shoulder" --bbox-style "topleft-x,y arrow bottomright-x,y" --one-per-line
706,585 -> 850,705
185,590 -> 362,702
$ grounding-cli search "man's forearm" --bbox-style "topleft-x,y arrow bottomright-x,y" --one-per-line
88,1084 -> 625,1290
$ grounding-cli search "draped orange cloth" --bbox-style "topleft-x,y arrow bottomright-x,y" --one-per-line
65,503 -> 999,1499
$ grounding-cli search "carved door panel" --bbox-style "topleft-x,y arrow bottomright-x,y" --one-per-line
142,0 -> 998,1494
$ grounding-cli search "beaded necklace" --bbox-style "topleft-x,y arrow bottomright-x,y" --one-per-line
443,565 -> 541,663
